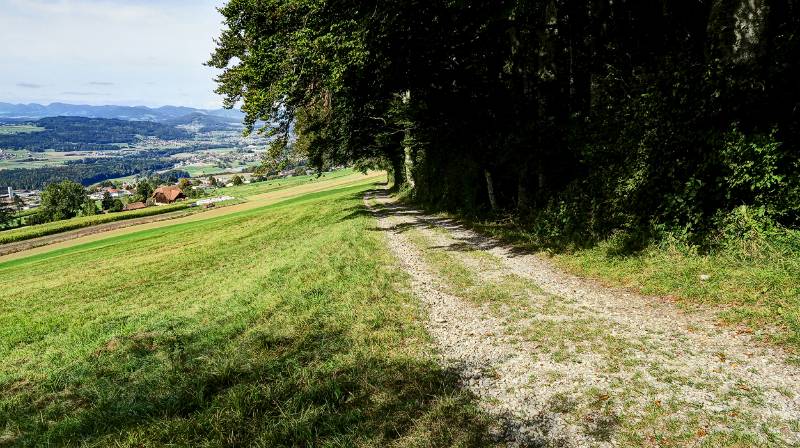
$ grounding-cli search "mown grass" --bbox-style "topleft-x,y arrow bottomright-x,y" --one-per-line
0,169 -> 355,246
0,203 -> 191,245
0,182 -> 496,447
465,219 -> 800,352
213,168 -> 354,199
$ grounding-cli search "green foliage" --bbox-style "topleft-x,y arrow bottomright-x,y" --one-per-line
210,0 -> 800,242
100,192 -> 114,211
81,199 -> 99,217
0,156 -> 174,190
0,201 -> 11,229
108,199 -> 124,213
38,180 -> 87,222
148,170 -> 191,186
0,116 -> 189,152
231,174 -> 244,186
136,180 -> 153,200
720,128 -> 795,220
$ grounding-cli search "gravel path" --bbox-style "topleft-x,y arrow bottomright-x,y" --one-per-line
365,189 -> 800,447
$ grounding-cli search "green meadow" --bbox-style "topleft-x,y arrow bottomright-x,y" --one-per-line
0,180 -> 495,447
0,125 -> 45,135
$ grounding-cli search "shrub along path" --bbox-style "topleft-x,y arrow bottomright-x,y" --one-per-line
365,189 -> 800,447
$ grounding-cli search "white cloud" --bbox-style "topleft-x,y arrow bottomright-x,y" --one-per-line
0,0 -> 226,108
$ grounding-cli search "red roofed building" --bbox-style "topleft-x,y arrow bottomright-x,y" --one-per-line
123,201 -> 147,211
152,186 -> 186,204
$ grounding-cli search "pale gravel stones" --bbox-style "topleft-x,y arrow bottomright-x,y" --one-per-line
365,189 -> 800,447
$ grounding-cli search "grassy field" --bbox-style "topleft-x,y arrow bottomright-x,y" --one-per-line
214,168 -> 355,198
0,169 -> 356,247
0,125 -> 45,135
0,203 -> 190,245
182,165 -> 228,177
0,178 -> 495,447
0,150 -> 86,170
469,219 -> 800,351
0,172 -> 381,264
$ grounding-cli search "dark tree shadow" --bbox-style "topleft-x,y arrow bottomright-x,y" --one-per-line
5,320 -> 518,447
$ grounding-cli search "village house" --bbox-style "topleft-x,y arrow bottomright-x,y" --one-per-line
151,186 -> 186,204
122,201 -> 147,211
89,187 -> 133,201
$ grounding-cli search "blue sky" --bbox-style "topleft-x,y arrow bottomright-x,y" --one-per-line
0,0 -> 227,108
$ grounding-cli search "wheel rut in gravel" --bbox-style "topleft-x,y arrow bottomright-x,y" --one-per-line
364,188 -> 800,447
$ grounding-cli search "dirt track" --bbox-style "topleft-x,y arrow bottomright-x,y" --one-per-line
366,188 -> 800,447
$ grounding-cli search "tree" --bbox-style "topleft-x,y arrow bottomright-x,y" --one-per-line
38,180 -> 88,222
101,192 -> 114,211
108,199 -> 124,213
231,175 -> 244,186
210,0 -> 800,240
208,176 -> 219,187
136,180 -> 153,201
81,199 -> 99,216
12,195 -> 25,212
0,200 -> 11,229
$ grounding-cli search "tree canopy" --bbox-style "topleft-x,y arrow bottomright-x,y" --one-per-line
210,0 -> 800,242
38,180 -> 89,222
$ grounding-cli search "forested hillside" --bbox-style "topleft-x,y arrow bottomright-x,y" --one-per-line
0,116 -> 190,151
210,1 -> 799,243
0,157 -> 176,189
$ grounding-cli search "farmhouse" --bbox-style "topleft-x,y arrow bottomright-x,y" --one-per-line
122,201 -> 147,211
89,187 -> 133,201
152,186 -> 186,204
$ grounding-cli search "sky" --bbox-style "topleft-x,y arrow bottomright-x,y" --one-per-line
0,0 -> 227,109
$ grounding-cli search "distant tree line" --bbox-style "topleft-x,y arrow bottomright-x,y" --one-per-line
0,116 -> 190,152
210,0 -> 800,244
0,157 -> 175,189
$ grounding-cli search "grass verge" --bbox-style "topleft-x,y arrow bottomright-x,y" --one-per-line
460,218 -> 800,352
0,182 -> 495,447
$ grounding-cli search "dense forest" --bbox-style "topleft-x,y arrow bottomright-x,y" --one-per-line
210,0 -> 799,244
0,157 -> 174,189
0,116 -> 190,151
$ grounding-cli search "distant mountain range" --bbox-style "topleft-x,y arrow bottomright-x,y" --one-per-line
0,102 -> 245,124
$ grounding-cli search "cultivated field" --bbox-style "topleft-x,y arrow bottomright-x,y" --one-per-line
0,169 -> 355,252
0,203 -> 191,245
0,176 -> 494,446
0,125 -> 44,135
0,150 -> 86,170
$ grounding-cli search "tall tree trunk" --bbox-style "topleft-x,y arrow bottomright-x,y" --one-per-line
485,169 -> 498,211
517,160 -> 531,212
390,154 -> 405,189
403,145 -> 415,189
401,89 -> 415,189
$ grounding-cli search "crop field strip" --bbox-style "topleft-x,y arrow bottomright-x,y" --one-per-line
0,171 -> 383,265
0,169 -> 359,251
